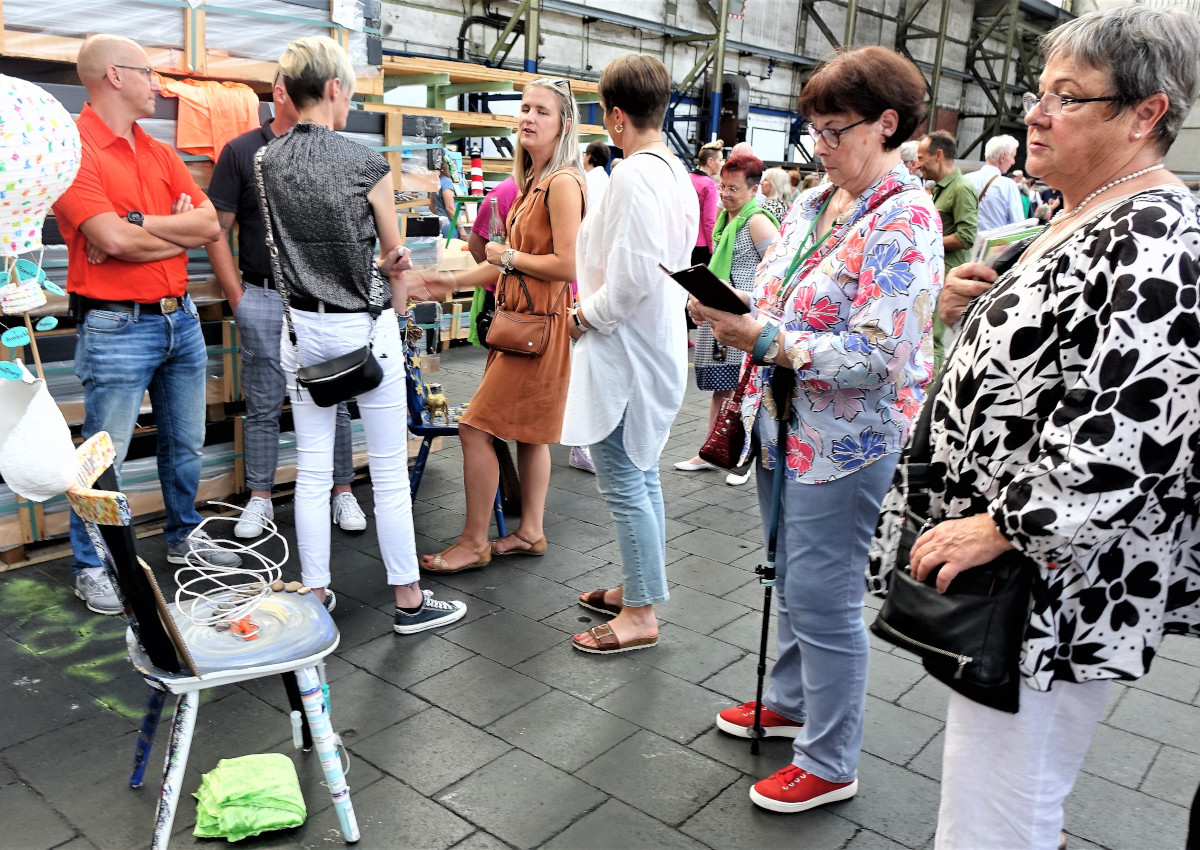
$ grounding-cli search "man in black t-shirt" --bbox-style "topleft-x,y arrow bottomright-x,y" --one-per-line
205,74 -> 366,551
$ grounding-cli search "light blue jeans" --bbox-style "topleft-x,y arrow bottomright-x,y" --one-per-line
235,283 -> 353,492
756,441 -> 898,783
589,415 -> 669,607
69,297 -> 207,572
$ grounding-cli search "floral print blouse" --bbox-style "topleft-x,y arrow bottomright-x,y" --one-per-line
739,165 -> 943,482
868,187 -> 1200,689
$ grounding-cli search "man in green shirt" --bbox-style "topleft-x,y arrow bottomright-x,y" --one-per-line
918,130 -> 977,372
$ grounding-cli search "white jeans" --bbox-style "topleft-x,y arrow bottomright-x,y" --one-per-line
936,679 -> 1111,850
281,308 -> 416,589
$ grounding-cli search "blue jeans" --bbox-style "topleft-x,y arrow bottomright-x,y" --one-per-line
235,284 -> 353,491
756,444 -> 898,783
589,415 -> 669,607
69,298 -> 207,572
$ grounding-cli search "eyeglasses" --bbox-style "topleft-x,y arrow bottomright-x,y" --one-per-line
535,77 -> 573,95
1022,91 -> 1118,116
803,118 -> 868,149
113,64 -> 154,79
718,184 -> 749,195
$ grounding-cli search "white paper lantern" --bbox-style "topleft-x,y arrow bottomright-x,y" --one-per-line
0,75 -> 81,257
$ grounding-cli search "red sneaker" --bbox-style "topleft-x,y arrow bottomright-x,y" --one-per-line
715,701 -> 803,739
750,764 -> 858,813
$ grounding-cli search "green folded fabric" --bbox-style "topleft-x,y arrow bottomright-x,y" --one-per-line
193,753 -> 306,842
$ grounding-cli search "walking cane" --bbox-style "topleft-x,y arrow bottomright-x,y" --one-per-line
750,367 -> 794,754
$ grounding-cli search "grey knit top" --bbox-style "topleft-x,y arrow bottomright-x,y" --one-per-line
259,122 -> 391,311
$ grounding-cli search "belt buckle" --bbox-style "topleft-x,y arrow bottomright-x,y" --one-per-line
159,296 -> 180,314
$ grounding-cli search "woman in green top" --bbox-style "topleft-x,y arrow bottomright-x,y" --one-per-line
675,153 -> 778,473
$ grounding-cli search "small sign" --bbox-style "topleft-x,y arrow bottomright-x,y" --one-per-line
43,281 -> 66,296
0,361 -> 24,380
35,316 -> 58,331
1,326 -> 31,347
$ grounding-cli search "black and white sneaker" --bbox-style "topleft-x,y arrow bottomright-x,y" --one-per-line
393,590 -> 467,634
321,589 -> 337,613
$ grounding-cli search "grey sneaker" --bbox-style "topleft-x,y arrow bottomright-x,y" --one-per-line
167,530 -> 243,568
75,568 -> 122,615
233,496 -> 274,539
332,492 -> 367,533
394,590 -> 467,635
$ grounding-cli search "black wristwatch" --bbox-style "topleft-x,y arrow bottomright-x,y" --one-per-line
126,210 -> 145,227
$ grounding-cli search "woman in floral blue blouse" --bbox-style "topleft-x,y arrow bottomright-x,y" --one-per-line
692,46 -> 942,814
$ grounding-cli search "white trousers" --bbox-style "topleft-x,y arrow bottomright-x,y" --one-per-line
936,679 -> 1111,850
282,308 -> 417,589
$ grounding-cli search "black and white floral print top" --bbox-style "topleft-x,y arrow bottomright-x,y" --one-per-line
868,186 -> 1200,690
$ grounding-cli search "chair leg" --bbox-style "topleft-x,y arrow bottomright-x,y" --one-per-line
151,691 -> 198,850
409,437 -> 433,499
130,685 -> 168,788
295,666 -> 360,843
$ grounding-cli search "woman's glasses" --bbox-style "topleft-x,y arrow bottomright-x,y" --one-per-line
535,77 -> 573,95
802,118 -> 868,149
1022,92 -> 1118,116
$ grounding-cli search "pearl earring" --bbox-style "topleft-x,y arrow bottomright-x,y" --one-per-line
1134,132 -> 1142,139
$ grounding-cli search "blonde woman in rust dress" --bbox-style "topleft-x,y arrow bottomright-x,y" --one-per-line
416,78 -> 584,573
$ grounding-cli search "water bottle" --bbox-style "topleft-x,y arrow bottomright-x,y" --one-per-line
488,196 -> 506,244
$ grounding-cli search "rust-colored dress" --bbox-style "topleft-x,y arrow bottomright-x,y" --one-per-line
460,169 -> 581,444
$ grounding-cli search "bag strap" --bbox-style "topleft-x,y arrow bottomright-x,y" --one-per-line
977,173 -> 1000,204
252,145 -> 381,367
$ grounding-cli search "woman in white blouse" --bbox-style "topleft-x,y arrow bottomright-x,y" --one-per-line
562,54 -> 699,653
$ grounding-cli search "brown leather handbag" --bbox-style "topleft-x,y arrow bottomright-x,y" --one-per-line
486,272 -> 566,356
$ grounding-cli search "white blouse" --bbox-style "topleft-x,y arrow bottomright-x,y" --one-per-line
560,151 -> 700,469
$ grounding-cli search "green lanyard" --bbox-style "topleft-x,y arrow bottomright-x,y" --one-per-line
779,192 -> 835,291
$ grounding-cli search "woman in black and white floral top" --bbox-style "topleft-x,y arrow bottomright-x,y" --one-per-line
868,6 -> 1200,848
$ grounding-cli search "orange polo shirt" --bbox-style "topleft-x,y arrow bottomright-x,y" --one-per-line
52,104 -> 206,301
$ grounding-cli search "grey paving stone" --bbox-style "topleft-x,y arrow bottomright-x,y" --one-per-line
539,605 -> 612,636
1064,771 -> 1189,850
436,749 -> 606,848
576,729 -> 738,825
586,541 -> 688,569
350,706 -> 511,795
513,642 -> 653,704
450,830 -> 517,850
677,503 -> 764,538
707,611 -> 779,660
543,487 -> 612,521
679,776 -> 859,849
1128,655 -> 1200,703
1156,633 -> 1200,668
843,829 -> 912,850
513,546 -> 608,585
594,671 -> 732,745
540,515 -> 617,555
861,696 -> 943,768
667,554 -> 756,597
339,631 -> 475,690
1107,687 -> 1200,754
720,577 -> 771,610
906,730 -> 944,781
409,655 -> 549,727
1141,744 -> 1200,807
895,675 -> 951,721
327,775 -> 473,849
323,593 -> 403,651
655,584 -> 750,635
1079,722 -> 1160,789
486,689 -> 638,773
866,651 -> 927,703
699,653 -> 761,703
471,570 -> 576,621
543,798 -> 710,850
441,610 -> 565,666
836,752 -> 942,849
663,495 -> 711,521
646,623 -> 746,683
562,563 -> 628,596
670,528 -> 759,565
688,726 -> 799,776
416,506 -> 476,543
0,782 -> 76,850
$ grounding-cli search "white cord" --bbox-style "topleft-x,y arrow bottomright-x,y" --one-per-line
173,501 -> 290,626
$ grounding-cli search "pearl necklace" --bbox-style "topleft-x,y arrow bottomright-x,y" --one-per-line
1053,164 -> 1163,222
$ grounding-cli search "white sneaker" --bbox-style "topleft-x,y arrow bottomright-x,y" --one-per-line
569,445 -> 596,473
233,496 -> 274,539
332,492 -> 367,533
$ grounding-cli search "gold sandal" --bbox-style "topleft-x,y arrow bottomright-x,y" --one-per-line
420,541 -> 492,574
490,532 -> 548,557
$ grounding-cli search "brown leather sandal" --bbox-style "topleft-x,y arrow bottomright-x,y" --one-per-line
571,622 -> 658,654
420,541 -> 492,574
490,531 -> 548,557
578,588 -> 622,617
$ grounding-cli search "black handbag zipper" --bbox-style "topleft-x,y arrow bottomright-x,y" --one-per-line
874,617 -> 972,678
